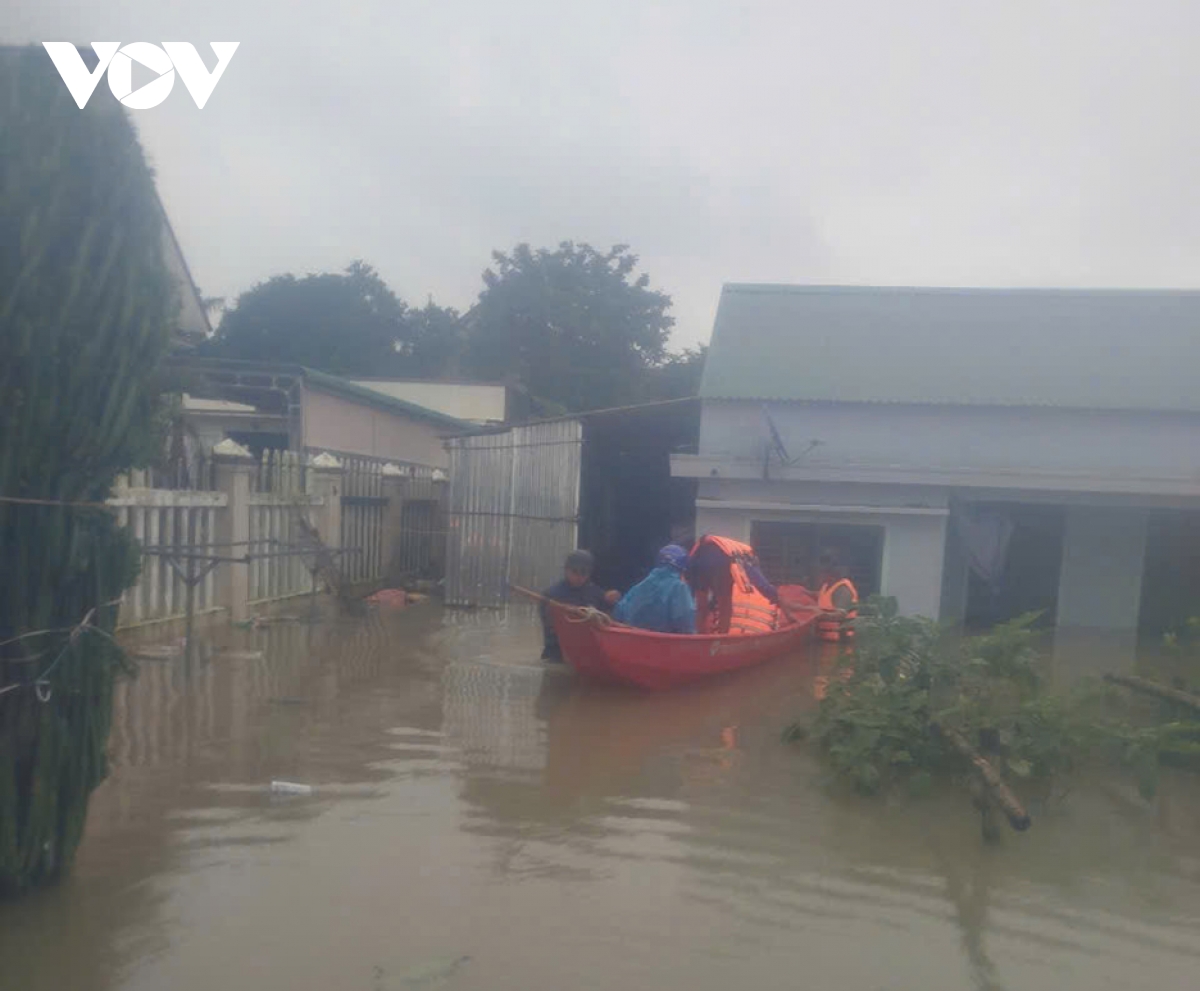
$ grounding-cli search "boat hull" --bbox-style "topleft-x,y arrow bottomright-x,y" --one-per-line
549,604 -> 818,691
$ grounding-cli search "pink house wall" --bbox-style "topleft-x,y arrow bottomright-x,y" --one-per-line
303,388 -> 449,467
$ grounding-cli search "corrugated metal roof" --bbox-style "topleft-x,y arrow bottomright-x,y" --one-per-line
700,285 -> 1200,411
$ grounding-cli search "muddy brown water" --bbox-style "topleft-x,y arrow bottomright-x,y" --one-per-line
2,605 -> 1198,991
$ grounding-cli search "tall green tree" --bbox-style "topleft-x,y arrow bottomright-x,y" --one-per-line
202,263 -> 464,379
400,299 -> 467,380
1,45 -> 176,894
464,242 -> 675,413
201,261 -> 409,375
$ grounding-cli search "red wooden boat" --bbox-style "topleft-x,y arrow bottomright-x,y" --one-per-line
541,596 -> 819,691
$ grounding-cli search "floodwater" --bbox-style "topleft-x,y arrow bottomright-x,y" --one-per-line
2,605 -> 1199,991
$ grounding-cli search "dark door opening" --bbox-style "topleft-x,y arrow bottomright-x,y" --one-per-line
963,503 -> 1065,630
577,401 -> 699,592
1138,510 -> 1200,637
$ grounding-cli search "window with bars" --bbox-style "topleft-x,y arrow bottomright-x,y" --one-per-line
750,520 -> 884,594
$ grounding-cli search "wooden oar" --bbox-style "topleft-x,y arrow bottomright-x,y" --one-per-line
509,585 -> 629,627
510,584 -> 551,605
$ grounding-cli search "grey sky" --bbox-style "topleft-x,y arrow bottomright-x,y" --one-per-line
10,1 -> 1200,348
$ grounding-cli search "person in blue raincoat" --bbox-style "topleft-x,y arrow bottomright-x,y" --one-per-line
613,544 -> 696,634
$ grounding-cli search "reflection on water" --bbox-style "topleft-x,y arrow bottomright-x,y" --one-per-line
1,605 -> 1198,991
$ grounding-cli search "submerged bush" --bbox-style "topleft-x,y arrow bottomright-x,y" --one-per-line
799,597 -> 1194,803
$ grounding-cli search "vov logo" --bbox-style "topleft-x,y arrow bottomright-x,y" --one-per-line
42,42 -> 239,110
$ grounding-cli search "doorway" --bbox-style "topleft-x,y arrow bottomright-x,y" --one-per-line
962,503 -> 1065,630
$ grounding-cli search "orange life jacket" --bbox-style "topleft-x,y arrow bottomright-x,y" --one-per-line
729,566 -> 778,635
697,535 -> 756,560
817,578 -> 858,642
691,535 -> 778,635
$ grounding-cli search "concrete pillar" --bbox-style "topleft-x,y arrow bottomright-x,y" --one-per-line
213,439 -> 254,623
380,464 -> 408,583
880,515 -> 948,619
1056,506 -> 1148,632
308,452 -> 343,551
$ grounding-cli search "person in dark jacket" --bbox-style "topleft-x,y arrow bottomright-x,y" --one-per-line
540,549 -> 619,662
613,544 -> 696,634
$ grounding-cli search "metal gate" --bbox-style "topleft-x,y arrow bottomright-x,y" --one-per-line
445,419 -> 582,606
339,455 -> 387,584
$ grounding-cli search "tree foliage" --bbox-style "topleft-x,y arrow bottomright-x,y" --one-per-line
639,345 -> 707,402
799,597 -> 1195,805
464,242 -> 675,412
201,261 -> 413,376
1,45 -> 174,894
201,243 -> 700,411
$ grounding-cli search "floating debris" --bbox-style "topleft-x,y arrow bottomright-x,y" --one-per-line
398,954 -> 471,989
366,589 -> 409,609
212,648 -> 264,661
269,781 -> 313,796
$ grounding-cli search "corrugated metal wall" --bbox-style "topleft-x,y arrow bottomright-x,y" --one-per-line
445,420 -> 582,607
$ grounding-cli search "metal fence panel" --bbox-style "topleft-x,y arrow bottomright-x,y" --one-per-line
339,455 -> 387,586
445,419 -> 582,607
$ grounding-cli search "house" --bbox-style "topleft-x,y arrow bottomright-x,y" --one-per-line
175,358 -> 469,467
159,203 -> 213,347
349,379 -> 512,426
671,284 -> 1200,637
0,43 -> 212,348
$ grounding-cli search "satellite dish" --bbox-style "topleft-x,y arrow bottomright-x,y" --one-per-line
762,406 -> 790,464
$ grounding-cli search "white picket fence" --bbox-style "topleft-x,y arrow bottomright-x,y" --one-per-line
108,470 -> 226,627
248,450 -> 320,604
107,450 -> 436,629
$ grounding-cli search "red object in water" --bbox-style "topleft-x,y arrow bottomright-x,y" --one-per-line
365,588 -> 409,608
547,600 -> 818,691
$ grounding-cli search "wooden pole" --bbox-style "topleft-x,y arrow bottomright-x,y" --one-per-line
509,585 -> 628,627
938,724 -> 1032,832
184,509 -> 196,666
1104,673 -> 1200,714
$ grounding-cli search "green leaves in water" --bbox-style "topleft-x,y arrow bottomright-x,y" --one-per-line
805,596 -> 1197,804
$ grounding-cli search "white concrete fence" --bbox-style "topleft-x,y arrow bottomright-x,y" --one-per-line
109,444 -> 446,630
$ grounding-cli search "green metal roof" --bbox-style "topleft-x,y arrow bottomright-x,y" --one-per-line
700,285 -> 1200,411
302,368 -> 471,431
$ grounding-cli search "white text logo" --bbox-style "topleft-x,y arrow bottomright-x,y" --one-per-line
42,42 -> 239,109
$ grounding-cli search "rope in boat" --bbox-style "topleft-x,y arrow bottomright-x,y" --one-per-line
562,606 -> 616,626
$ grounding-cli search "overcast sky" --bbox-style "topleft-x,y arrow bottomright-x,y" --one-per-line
10,1 -> 1200,348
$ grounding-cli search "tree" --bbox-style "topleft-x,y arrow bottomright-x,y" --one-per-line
202,261 -> 453,377
1,45 -> 175,894
640,345 -> 707,402
399,299 -> 467,380
464,242 -> 675,412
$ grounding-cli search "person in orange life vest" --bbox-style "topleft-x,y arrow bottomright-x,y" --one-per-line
540,549 -> 620,662
687,536 -> 779,635
815,550 -> 859,640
